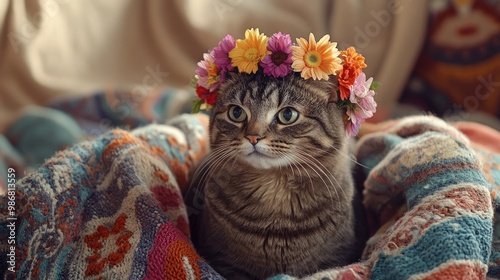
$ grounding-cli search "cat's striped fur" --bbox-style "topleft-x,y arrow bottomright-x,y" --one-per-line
187,73 -> 365,279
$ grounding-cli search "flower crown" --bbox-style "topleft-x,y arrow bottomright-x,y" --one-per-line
191,28 -> 379,137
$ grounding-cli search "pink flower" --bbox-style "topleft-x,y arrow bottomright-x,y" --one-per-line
349,73 -> 377,119
195,51 -> 220,92
213,35 -> 236,82
260,32 -> 293,77
344,73 -> 377,137
345,110 -> 362,138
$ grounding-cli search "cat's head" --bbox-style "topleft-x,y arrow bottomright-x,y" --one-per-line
193,29 -> 378,170
209,73 -> 345,170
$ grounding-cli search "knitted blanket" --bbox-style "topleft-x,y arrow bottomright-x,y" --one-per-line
1,114 -> 500,279
274,116 -> 500,280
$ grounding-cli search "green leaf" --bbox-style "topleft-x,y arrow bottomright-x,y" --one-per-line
192,99 -> 204,113
337,99 -> 352,110
370,81 -> 381,91
189,76 -> 199,89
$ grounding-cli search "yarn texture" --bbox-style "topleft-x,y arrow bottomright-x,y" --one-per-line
1,115 -> 500,279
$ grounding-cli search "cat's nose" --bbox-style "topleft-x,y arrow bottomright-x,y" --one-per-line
245,135 -> 264,145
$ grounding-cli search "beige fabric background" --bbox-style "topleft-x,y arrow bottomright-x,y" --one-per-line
0,0 -> 428,132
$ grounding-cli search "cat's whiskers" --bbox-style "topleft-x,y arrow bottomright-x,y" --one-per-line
282,153 -> 297,179
202,151 -> 239,197
269,144 -> 329,192
306,148 -> 349,203
314,144 -> 370,170
192,146 -> 229,183
189,144 -> 237,195
229,144 -> 243,167
295,158 -> 337,210
284,152 -> 315,192
208,146 -> 239,181
274,150 -> 302,184
188,152 -> 225,197
291,150 -> 341,207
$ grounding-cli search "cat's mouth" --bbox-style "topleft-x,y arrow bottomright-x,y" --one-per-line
243,150 -> 277,169
247,149 -> 271,158
241,145 -> 284,169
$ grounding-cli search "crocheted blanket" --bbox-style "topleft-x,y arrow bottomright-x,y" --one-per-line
1,113 -> 500,279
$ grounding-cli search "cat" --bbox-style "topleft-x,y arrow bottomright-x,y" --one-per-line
185,72 -> 367,279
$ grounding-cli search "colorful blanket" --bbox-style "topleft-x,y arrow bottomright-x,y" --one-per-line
274,115 -> 500,279
1,103 -> 500,278
0,113 -> 228,279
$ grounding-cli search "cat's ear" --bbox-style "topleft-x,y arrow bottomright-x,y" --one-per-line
327,78 -> 340,104
228,72 -> 239,80
328,89 -> 340,103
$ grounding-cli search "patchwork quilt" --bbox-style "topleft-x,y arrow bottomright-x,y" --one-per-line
1,91 -> 500,279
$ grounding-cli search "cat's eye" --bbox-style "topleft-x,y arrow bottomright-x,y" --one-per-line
228,105 -> 247,122
277,107 -> 299,125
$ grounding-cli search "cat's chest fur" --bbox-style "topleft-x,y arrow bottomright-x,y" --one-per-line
193,161 -> 359,279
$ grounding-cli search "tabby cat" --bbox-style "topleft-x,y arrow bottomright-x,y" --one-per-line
186,72 -> 366,279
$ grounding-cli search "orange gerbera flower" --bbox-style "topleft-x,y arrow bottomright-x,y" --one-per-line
291,33 -> 342,80
340,47 -> 367,74
338,47 -> 367,100
338,64 -> 359,100
229,28 -> 269,74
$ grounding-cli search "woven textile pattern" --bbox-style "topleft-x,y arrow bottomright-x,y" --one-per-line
1,114 -> 500,279
0,114 -> 224,280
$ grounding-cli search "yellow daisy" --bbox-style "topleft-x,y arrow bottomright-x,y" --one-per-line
229,28 -> 269,74
291,33 -> 342,80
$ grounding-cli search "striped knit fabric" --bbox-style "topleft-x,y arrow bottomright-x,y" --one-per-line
1,114 -> 500,279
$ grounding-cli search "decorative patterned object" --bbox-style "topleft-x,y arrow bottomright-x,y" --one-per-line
401,0 -> 500,121
1,106 -> 500,279
271,115 -> 500,279
0,114 -> 222,279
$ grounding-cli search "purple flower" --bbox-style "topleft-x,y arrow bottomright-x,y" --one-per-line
195,51 -> 220,92
260,32 -> 293,78
213,35 -> 236,82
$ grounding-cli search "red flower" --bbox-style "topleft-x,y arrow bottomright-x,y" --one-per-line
195,85 -> 217,105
